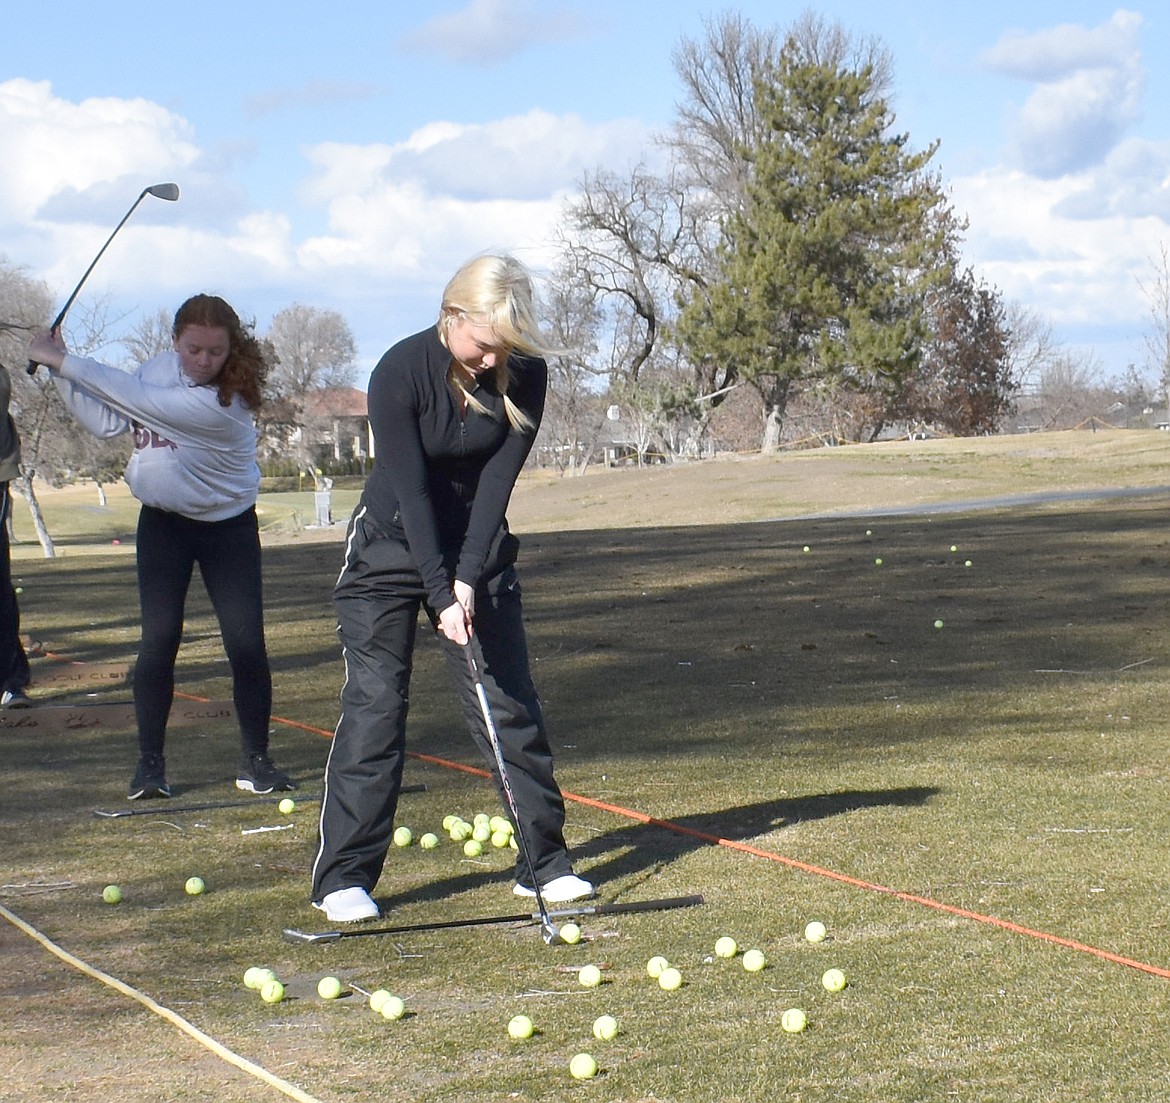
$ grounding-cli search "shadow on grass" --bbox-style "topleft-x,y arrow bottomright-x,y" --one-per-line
10,497 -> 1170,783
370,786 -> 938,914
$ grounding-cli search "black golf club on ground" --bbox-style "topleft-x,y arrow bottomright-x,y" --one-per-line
462,637 -> 565,945
27,182 -> 180,374
91,783 -> 428,819
282,894 -> 705,944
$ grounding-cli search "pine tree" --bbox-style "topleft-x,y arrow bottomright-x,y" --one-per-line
676,38 -> 949,450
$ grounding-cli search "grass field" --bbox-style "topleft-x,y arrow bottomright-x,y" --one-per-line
4,429 -> 1170,1102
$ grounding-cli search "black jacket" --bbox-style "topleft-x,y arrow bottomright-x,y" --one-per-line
360,325 -> 545,612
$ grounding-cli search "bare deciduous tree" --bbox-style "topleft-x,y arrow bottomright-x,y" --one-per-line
263,304 -> 358,483
266,304 -> 357,396
1139,242 -> 1170,423
122,307 -> 174,364
668,11 -> 779,203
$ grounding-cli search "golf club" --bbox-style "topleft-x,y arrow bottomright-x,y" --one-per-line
91,782 -> 427,819
282,894 -> 705,944
464,637 -> 563,946
27,182 -> 181,374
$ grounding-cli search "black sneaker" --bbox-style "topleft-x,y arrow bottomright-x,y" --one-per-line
1,689 -> 32,709
236,752 -> 295,794
128,754 -> 171,800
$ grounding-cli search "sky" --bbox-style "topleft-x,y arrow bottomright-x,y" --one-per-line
1,1 -> 1167,387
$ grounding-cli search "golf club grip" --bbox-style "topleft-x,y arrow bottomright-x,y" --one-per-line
580,894 -> 705,917
27,315 -> 66,374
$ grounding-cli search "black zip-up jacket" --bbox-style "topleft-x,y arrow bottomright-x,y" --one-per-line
360,325 -> 546,613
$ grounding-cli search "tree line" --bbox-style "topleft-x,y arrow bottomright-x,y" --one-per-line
3,10 -> 1169,537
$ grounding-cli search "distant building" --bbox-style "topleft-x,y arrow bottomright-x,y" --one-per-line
301,388 -> 373,463
260,387 -> 372,472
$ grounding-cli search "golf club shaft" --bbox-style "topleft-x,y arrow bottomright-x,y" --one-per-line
28,183 -> 178,374
282,894 -> 704,944
463,638 -> 558,939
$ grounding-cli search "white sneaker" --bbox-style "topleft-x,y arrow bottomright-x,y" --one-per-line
313,887 -> 380,923
513,874 -> 595,904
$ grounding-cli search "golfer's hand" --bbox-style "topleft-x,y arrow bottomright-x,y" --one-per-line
453,579 -> 475,621
28,329 -> 66,371
436,599 -> 472,645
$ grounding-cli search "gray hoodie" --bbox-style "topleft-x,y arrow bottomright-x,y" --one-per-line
54,351 -> 260,522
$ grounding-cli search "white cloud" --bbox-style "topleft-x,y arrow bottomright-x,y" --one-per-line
0,79 -> 199,221
952,166 -> 1157,329
981,11 -> 1145,178
982,9 -> 1143,79
398,0 -> 585,64
1054,137 -> 1170,222
297,110 -> 647,280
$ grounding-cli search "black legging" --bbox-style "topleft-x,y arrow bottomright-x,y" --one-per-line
133,504 -> 272,758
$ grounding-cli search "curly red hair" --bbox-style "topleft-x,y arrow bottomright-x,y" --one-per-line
172,294 -> 268,410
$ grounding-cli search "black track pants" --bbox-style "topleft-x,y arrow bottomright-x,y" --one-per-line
134,504 -> 273,758
311,507 -> 571,902
0,485 -> 29,694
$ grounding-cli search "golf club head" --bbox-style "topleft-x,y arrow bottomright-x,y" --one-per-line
282,927 -> 341,944
541,922 -> 566,946
147,182 -> 180,201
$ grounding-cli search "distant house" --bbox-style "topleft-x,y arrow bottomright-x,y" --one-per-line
260,387 -> 372,471
302,388 -> 373,463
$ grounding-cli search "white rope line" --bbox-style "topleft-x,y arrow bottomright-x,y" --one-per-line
0,901 -> 324,1103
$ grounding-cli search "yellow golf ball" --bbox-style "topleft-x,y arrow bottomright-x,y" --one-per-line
804,920 -> 827,943
369,988 -> 392,1012
559,922 -> 582,944
578,964 -> 602,988
658,967 -> 683,991
569,1053 -> 599,1080
508,1014 -> 535,1039
714,936 -> 738,959
317,976 -> 343,1000
742,948 -> 767,973
592,1014 -> 618,1040
380,995 -> 406,1020
822,968 -> 847,992
646,955 -> 670,979
260,979 -> 285,1004
781,1007 -> 808,1033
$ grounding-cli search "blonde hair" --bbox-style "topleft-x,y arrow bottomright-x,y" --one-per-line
438,254 -> 553,433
